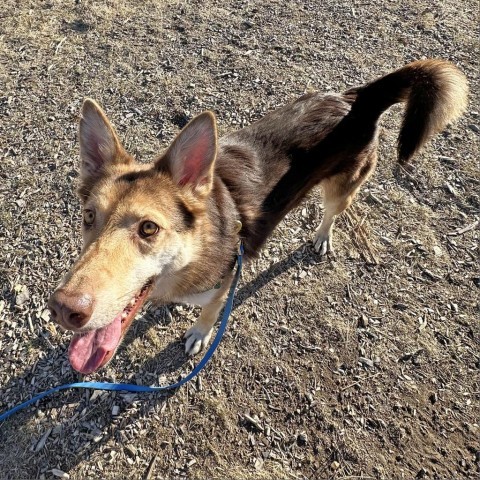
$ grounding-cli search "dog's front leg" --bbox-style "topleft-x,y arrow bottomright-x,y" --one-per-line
184,272 -> 234,356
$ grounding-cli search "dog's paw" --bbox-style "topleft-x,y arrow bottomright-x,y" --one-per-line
184,325 -> 213,356
313,232 -> 333,256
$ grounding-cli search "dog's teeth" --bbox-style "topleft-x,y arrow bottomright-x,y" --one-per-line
130,298 -> 136,306
121,312 -> 127,319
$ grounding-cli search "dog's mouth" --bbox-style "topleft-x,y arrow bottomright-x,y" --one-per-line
68,280 -> 153,374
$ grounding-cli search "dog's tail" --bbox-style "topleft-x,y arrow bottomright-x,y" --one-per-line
347,59 -> 468,164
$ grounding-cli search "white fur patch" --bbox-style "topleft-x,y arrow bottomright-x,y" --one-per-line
173,288 -> 218,308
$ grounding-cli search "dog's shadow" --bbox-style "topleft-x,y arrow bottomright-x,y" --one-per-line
0,243 -> 327,477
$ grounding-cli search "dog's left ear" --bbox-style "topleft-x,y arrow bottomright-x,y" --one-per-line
156,111 -> 217,197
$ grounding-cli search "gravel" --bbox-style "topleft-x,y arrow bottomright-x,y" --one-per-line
0,0 -> 479,479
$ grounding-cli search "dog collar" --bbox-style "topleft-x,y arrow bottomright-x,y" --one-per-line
211,220 -> 243,290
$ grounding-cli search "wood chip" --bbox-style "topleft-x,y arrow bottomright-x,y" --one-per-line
144,455 -> 158,480
447,219 -> 479,236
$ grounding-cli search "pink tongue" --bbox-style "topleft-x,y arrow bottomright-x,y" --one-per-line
68,314 -> 122,374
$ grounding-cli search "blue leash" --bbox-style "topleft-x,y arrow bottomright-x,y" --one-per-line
0,245 -> 243,423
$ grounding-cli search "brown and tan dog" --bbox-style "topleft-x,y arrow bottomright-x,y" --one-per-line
48,60 -> 467,374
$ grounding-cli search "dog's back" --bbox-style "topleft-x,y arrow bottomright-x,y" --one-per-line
215,59 -> 468,256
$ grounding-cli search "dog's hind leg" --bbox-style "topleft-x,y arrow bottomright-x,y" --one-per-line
313,154 -> 376,255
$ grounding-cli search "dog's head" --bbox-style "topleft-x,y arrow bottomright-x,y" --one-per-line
48,99 -> 218,374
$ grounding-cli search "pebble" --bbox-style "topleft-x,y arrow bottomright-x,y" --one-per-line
15,286 -> 30,306
330,461 -> 340,470
468,124 -> 479,133
51,469 -> 69,479
112,405 -> 120,416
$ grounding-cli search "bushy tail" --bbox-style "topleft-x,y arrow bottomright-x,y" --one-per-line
348,60 -> 468,164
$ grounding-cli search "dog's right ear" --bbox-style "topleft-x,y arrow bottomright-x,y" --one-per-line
155,111 -> 217,198
79,99 -> 131,181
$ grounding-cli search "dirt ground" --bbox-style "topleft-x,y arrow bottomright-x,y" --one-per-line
0,1 -> 478,479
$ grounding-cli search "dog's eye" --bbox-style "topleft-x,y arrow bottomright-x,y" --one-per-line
83,209 -> 95,226
139,221 -> 159,238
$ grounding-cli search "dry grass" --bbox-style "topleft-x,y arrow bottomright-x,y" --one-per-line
0,1 -> 479,479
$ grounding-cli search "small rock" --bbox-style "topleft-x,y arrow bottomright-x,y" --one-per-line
51,469 -> 69,479
468,124 -> 479,133
432,246 -> 442,256
112,405 -> 120,416
15,286 -> 30,306
330,461 -> 340,470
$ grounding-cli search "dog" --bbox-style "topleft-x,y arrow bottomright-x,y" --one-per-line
48,59 -> 468,375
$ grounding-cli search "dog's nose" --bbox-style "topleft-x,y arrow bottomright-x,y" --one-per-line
48,289 -> 94,329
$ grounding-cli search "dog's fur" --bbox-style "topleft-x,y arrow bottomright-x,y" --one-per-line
49,60 -> 468,372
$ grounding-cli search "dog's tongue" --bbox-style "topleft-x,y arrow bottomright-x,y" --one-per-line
68,314 -> 122,374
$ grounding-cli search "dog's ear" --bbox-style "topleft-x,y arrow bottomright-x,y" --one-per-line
79,99 -> 131,181
156,111 -> 217,197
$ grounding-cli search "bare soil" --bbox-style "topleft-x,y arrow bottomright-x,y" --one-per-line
0,1 -> 479,479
